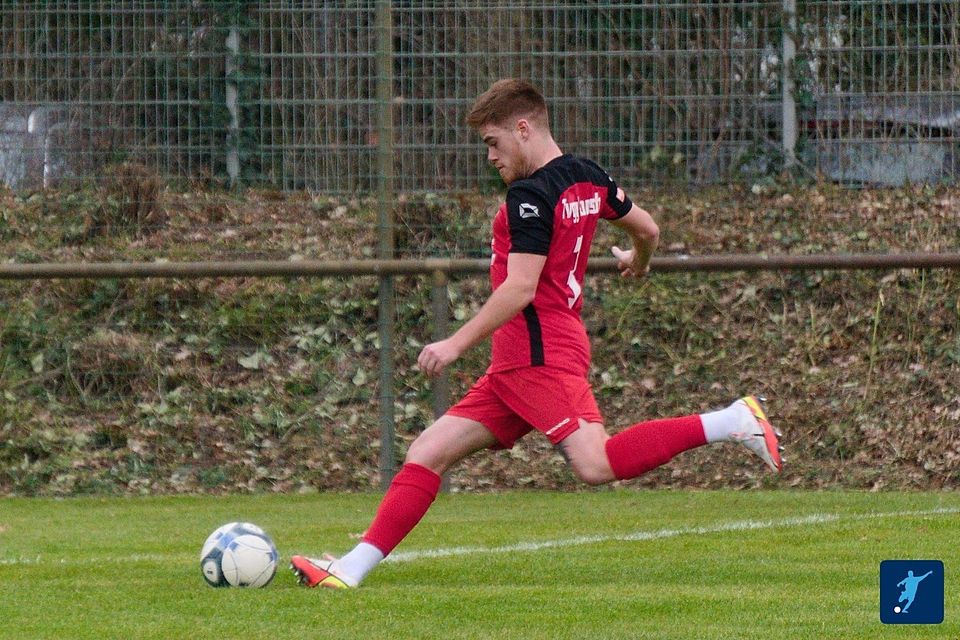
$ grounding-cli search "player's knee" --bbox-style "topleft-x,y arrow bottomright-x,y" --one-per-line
404,435 -> 449,475
560,422 -> 614,485
569,457 -> 614,486
574,467 -> 609,486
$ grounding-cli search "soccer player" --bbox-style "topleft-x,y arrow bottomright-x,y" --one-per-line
291,79 -> 782,589
897,570 -> 933,613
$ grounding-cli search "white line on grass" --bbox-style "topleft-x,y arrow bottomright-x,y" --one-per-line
1,506 -> 957,567
385,506 -> 960,563
0,552 -> 173,567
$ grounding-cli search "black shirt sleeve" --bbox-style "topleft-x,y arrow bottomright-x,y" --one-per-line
604,173 -> 633,219
505,184 -> 553,255
584,158 -> 633,219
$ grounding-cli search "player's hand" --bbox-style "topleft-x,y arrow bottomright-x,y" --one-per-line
417,338 -> 461,376
611,246 -> 649,278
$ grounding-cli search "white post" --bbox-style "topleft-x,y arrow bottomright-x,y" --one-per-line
782,0 -> 797,169
28,108 -> 67,189
226,26 -> 240,187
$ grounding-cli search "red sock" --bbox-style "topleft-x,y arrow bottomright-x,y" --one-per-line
604,415 -> 707,480
361,463 -> 442,556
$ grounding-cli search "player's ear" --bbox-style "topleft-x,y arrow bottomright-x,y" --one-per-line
515,118 -> 530,139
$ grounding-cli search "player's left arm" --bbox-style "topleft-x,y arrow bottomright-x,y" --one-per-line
588,161 -> 659,278
609,204 -> 660,278
417,252 -> 546,376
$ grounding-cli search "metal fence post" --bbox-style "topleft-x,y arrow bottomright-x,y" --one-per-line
375,0 -> 396,489
430,270 -> 452,491
430,270 -> 451,419
782,0 -> 798,169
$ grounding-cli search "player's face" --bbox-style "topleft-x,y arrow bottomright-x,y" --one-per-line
479,122 -> 530,185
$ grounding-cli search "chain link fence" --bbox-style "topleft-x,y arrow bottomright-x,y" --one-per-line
797,1 -> 960,184
2,1 -> 959,193
2,2 -> 960,495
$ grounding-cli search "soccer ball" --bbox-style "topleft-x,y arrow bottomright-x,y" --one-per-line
200,522 -> 279,588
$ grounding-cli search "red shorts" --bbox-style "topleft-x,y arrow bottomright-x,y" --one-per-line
446,367 -> 603,449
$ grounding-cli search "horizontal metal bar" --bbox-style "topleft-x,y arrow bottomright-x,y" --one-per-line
648,253 -> 960,272
1,253 -> 960,281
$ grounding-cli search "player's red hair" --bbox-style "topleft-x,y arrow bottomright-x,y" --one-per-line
466,78 -> 549,130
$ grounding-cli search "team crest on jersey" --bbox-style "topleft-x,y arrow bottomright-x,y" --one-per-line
518,203 -> 540,218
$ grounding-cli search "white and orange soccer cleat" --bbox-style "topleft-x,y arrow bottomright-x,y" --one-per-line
290,554 -> 354,589
729,395 -> 783,472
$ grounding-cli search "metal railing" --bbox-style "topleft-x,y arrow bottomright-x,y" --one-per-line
5,253 -> 960,280
4,251 -> 960,487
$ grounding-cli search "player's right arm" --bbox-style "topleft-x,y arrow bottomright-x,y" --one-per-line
610,204 -> 659,277
418,183 -> 551,376
417,251 -> 545,376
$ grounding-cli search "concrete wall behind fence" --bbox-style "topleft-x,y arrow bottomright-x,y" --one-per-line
1,1 -> 959,192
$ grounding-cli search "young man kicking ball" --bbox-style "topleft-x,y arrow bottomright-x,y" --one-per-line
291,79 -> 782,589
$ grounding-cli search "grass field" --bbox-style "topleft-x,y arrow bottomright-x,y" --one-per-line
1,490 -> 958,639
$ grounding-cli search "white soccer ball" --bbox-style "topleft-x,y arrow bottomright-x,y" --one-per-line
200,521 -> 279,588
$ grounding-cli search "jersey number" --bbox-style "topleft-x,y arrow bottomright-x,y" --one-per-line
566,235 -> 584,308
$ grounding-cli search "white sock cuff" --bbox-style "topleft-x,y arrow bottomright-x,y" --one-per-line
700,401 -> 748,444
336,541 -> 385,586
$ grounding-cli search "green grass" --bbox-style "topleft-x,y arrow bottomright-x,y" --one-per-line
1,490 -> 958,639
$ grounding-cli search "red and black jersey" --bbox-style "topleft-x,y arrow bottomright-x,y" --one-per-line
488,154 -> 633,377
